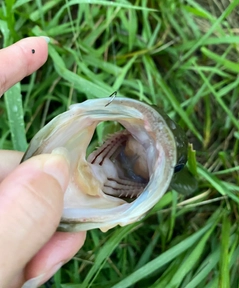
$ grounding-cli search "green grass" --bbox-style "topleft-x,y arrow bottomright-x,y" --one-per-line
1,0 -> 239,287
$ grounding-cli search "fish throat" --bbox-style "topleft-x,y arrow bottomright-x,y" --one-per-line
88,129 -> 149,200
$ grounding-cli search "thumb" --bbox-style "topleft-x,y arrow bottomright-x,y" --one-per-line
0,154 -> 70,285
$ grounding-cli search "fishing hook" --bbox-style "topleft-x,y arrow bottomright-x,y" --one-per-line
105,91 -> 117,107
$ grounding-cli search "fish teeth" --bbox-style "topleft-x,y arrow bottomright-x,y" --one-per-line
103,177 -> 145,199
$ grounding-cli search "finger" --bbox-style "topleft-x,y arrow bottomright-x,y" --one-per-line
0,150 -> 23,182
23,231 -> 86,287
0,154 -> 70,286
0,36 -> 49,96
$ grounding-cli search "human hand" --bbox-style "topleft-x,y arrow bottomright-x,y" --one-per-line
0,37 -> 86,288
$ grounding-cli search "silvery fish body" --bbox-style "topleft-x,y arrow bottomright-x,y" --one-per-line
22,97 -> 187,232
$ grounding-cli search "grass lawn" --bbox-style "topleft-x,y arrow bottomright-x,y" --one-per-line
1,0 -> 239,287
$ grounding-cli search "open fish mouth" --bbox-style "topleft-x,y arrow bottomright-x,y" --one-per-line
22,97 -> 186,232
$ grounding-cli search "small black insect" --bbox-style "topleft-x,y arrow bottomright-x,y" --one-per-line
32,49 -> 35,54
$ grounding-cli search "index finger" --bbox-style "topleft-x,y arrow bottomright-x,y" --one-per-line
0,36 -> 49,96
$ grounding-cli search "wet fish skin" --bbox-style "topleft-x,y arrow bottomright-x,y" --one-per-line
152,105 -> 188,171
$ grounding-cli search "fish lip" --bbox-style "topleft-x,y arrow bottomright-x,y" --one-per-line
22,97 -> 178,232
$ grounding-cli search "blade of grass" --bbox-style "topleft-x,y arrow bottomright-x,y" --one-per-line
81,223 -> 140,288
196,67 -> 239,131
176,36 -> 239,52
219,214 -> 230,288
112,55 -> 137,91
156,77 -> 203,141
166,0 -> 239,76
29,0 -> 59,21
188,143 -> 197,176
48,45 -> 112,98
167,222 -> 217,287
184,247 -> 220,288
4,83 -> 28,151
167,190 -> 177,241
150,254 -> 186,288
198,165 -> 239,204
185,46 -> 232,116
61,0 -> 158,11
201,47 -> 239,74
134,231 -> 161,270
111,212 -> 218,288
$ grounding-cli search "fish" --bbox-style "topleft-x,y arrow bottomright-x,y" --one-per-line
21,97 -> 188,232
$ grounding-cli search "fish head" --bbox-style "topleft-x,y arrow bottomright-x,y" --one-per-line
22,98 -> 179,232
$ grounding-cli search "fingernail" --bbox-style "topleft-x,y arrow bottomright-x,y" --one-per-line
22,262 -> 63,288
40,36 -> 50,43
43,154 -> 70,191
21,273 -> 45,288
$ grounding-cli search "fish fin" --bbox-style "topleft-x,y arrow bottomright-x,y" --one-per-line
169,166 -> 198,196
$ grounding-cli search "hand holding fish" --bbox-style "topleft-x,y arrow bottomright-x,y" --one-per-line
0,36 -> 192,288
0,37 -> 86,288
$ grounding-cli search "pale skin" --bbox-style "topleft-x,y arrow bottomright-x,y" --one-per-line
0,37 -> 86,287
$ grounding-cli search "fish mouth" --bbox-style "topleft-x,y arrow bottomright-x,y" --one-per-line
22,98 -> 177,231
